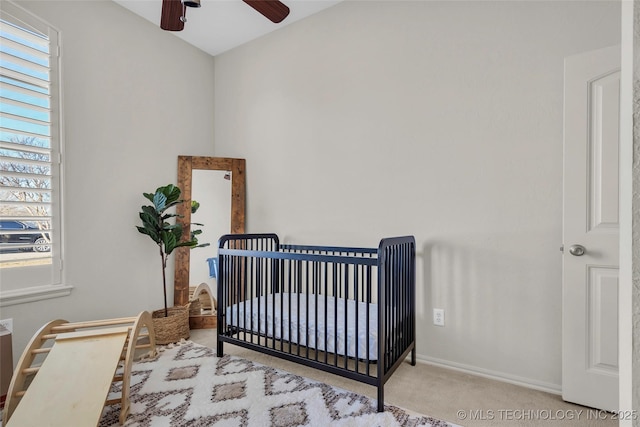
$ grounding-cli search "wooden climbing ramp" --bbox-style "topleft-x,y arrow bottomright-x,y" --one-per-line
2,311 -> 156,426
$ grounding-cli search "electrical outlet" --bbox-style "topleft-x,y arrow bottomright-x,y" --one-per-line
0,318 -> 13,333
433,309 -> 445,327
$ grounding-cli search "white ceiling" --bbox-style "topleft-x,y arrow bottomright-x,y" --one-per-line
114,0 -> 342,57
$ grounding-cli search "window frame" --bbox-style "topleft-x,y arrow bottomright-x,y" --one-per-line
0,1 -> 70,306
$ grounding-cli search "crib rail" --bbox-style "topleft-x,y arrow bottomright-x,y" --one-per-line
216,233 -> 416,413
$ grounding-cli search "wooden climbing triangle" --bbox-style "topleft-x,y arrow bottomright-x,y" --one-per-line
2,311 -> 156,426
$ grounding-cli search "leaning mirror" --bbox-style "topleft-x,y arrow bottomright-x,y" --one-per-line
174,156 -> 245,314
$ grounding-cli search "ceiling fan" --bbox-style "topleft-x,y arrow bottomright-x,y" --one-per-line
160,0 -> 290,31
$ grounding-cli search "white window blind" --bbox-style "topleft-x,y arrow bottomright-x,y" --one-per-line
0,2 -> 65,300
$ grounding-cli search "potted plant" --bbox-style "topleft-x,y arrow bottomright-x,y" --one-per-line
136,184 -> 208,344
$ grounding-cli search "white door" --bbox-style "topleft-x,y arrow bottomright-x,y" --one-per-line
562,45 -> 620,411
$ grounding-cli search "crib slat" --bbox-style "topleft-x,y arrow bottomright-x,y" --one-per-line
251,254 -> 258,348
305,261 -> 309,360
364,261 -> 370,365
323,262 -> 329,365
354,264 -> 360,373
296,260 -> 301,357
287,261 -> 291,356
336,259 -> 341,361
313,261 -> 319,362
271,265 -> 276,351
343,264 -> 348,371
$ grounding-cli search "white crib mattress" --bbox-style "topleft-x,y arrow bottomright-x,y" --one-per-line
226,293 -> 378,360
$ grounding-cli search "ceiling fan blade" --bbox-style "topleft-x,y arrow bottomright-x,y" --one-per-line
243,0 -> 290,24
161,0 -> 185,31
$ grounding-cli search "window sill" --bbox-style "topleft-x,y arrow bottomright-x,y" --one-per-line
0,284 -> 74,307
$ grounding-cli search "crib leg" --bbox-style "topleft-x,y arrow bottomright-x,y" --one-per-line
411,347 -> 416,366
217,340 -> 223,357
377,386 -> 384,412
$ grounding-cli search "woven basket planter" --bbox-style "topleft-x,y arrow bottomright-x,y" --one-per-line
152,305 -> 190,345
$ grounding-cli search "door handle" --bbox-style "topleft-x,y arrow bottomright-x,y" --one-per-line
569,244 -> 586,256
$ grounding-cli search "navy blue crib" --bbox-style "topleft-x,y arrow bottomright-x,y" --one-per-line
216,233 -> 416,411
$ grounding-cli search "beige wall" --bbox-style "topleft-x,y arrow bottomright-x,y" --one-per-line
213,1 -> 621,390
1,0 -> 215,362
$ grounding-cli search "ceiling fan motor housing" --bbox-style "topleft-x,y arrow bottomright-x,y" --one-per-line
161,0 -> 290,32
182,0 -> 201,8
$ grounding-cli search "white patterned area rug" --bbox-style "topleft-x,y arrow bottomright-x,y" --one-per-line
99,341 -> 456,427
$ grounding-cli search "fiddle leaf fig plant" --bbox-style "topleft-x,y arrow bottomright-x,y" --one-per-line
137,184 -> 209,317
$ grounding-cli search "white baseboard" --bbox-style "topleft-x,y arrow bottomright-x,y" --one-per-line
414,355 -> 562,395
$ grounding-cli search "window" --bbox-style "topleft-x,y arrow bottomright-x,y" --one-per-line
0,2 -> 68,305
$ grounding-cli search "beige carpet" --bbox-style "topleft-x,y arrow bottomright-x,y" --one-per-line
191,330 -> 617,427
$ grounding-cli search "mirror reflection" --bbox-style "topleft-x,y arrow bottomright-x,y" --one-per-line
190,170 -> 231,290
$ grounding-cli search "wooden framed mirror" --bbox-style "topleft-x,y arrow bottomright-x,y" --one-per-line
174,156 -> 245,307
